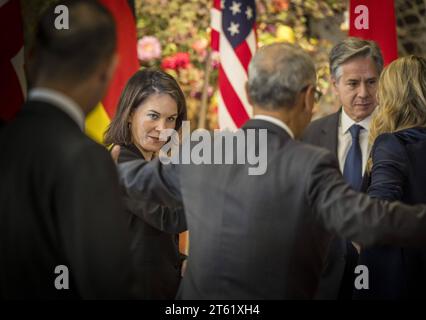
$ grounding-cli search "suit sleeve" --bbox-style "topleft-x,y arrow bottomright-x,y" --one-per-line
124,195 -> 187,234
118,157 -> 183,208
306,148 -> 426,247
367,133 -> 408,201
55,144 -> 136,299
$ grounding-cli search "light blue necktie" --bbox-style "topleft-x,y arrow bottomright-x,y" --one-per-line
343,124 -> 363,191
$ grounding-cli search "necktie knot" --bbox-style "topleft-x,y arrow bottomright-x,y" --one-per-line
348,124 -> 362,140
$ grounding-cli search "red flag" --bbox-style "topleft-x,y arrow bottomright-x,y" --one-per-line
211,0 -> 257,130
99,0 -> 139,119
86,0 -> 139,143
0,0 -> 26,122
349,0 -> 398,66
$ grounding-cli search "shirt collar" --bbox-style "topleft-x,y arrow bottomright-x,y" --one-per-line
340,107 -> 372,134
253,115 -> 294,139
28,87 -> 85,131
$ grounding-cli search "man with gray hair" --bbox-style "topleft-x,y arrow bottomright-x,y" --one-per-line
116,42 -> 426,299
303,37 -> 384,299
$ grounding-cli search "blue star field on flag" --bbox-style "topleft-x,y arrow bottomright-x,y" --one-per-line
222,0 -> 256,48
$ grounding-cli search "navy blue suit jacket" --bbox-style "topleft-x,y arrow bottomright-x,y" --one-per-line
356,127 -> 426,299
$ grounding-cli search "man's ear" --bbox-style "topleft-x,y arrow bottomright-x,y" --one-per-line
105,53 -> 119,84
98,52 -> 118,86
331,76 -> 339,96
303,85 -> 315,114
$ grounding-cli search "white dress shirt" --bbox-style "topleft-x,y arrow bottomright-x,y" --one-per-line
28,87 -> 85,131
253,115 -> 294,139
337,108 -> 372,175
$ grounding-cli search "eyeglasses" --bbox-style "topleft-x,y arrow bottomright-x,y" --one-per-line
300,85 -> 323,104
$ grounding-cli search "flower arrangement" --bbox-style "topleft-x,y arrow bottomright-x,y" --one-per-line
135,0 -> 347,129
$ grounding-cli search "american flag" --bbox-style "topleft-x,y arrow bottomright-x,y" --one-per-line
211,0 -> 257,130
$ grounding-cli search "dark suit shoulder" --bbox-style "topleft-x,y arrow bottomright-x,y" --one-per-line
374,131 -> 402,145
278,139 -> 339,175
62,137 -> 115,175
293,142 -> 341,198
20,100 -> 80,128
303,112 -> 339,141
299,140 -> 337,164
36,104 -> 115,181
6,101 -> 83,149
118,144 -> 144,163
375,128 -> 426,151
0,100 -> 112,175
371,132 -> 407,162
395,127 -> 426,143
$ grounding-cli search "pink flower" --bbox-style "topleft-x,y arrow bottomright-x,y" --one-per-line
192,39 -> 208,60
207,86 -> 214,97
211,51 -> 220,69
192,39 -> 208,53
137,36 -> 162,62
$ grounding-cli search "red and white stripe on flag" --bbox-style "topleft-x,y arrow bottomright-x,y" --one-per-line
0,0 -> 26,122
349,0 -> 398,66
211,0 -> 256,130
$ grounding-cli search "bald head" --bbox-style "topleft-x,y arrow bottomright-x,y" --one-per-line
247,43 -> 316,110
32,0 -> 116,84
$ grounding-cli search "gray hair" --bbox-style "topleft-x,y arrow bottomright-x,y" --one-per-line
329,37 -> 384,81
247,43 -> 316,110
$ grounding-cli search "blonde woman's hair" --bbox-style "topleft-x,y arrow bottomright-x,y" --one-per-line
367,55 -> 426,171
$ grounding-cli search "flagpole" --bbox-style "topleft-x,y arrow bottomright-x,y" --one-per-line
197,50 -> 213,129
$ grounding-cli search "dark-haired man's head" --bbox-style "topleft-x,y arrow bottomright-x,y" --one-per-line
30,0 -> 118,114
329,37 -> 383,122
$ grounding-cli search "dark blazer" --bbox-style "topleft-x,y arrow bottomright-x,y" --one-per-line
118,118 -> 426,299
303,110 -> 367,299
118,144 -> 187,299
355,127 -> 426,299
302,110 -> 370,190
0,101 -> 135,299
